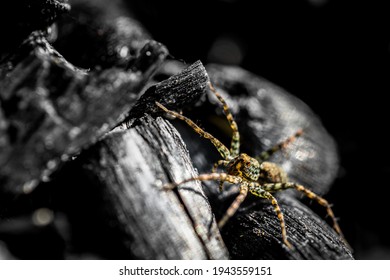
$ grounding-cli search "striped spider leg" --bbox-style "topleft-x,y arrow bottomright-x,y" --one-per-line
156,82 -> 344,248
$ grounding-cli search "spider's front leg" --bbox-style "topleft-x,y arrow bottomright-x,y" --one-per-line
248,182 -> 292,248
209,83 -> 240,157
218,182 -> 249,228
212,160 -> 230,192
212,160 -> 229,173
162,173 -> 249,229
156,102 -> 231,160
163,172 -> 242,191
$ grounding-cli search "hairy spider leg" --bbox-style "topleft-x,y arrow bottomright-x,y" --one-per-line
257,129 -> 304,162
261,182 -> 343,237
248,182 -> 292,248
156,102 -> 232,160
163,172 -> 242,191
163,172 -> 249,231
212,160 -> 230,192
212,160 -> 230,172
209,83 -> 240,157
218,183 -> 249,228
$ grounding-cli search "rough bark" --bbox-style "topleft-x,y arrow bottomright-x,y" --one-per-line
44,61 -> 225,259
0,32 -> 167,195
75,116 -> 228,259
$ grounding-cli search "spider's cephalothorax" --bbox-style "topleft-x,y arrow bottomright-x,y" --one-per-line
226,153 -> 260,181
156,82 -> 345,248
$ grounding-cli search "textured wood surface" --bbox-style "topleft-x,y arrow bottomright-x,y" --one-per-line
76,116 -> 228,259
0,32 -> 167,194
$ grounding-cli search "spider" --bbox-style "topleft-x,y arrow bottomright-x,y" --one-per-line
156,82 -> 344,248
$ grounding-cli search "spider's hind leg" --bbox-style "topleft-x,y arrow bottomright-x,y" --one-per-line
257,129 -> 303,162
293,183 -> 343,236
262,182 -> 345,241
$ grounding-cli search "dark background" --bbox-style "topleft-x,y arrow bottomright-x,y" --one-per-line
128,0 -> 390,259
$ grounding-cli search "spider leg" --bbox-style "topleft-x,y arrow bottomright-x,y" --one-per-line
262,182 -> 344,238
209,83 -> 240,157
212,160 -> 229,172
212,160 -> 230,192
248,182 -> 292,248
218,183 -> 249,228
156,102 -> 231,160
257,129 -> 303,162
163,172 -> 242,190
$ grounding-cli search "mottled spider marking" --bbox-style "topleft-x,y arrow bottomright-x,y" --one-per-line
212,160 -> 230,192
158,82 -> 345,249
209,83 -> 240,157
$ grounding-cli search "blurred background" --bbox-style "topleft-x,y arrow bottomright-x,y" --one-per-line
127,0 -> 390,259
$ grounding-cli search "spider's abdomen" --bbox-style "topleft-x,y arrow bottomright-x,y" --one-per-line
227,153 -> 260,181
259,162 -> 288,184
